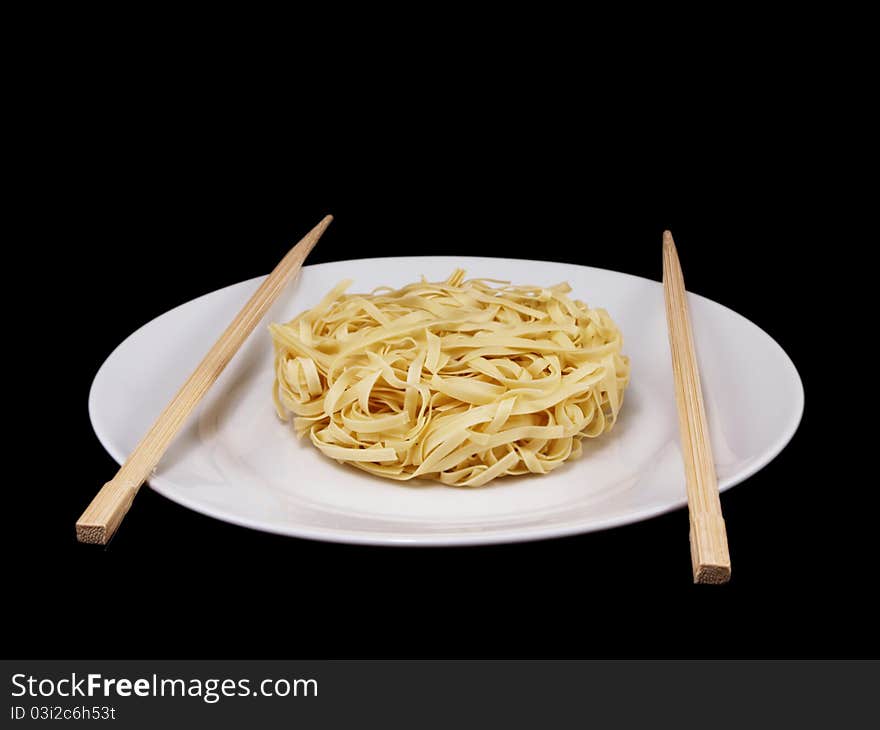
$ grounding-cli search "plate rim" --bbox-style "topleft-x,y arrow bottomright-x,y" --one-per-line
88,255 -> 805,546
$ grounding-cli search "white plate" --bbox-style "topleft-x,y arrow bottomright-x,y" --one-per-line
90,256 -> 803,545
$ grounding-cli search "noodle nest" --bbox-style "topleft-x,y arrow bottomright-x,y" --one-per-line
270,269 -> 629,486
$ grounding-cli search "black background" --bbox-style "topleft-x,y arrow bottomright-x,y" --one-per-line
7,34 -> 873,660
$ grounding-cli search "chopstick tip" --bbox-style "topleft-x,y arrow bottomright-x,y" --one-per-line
305,214 -> 334,244
314,214 -> 334,231
663,230 -> 675,248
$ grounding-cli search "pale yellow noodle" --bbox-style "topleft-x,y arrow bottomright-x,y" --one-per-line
269,269 -> 630,486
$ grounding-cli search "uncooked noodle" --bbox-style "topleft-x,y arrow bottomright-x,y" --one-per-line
270,269 -> 629,486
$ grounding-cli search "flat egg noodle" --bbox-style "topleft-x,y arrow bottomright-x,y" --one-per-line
270,269 -> 630,486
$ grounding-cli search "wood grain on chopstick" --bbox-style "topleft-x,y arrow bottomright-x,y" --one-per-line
662,230 -> 731,584
76,215 -> 333,544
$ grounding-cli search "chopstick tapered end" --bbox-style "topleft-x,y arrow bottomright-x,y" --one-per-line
295,215 -> 334,258
663,230 -> 676,250
313,214 -> 334,236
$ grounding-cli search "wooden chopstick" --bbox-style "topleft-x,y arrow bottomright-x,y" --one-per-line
76,215 -> 333,544
662,230 -> 731,584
